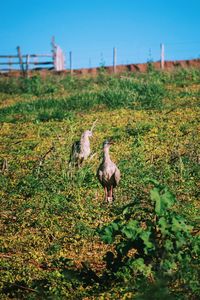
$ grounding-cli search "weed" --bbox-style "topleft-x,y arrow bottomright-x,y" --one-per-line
0,68 -> 199,299
99,180 -> 199,298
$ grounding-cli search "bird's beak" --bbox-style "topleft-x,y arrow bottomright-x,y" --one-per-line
90,119 -> 98,132
108,139 -> 114,145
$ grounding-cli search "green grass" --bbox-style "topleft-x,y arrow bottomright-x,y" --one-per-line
0,68 -> 200,299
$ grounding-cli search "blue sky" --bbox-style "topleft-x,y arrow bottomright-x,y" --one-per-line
0,0 -> 200,69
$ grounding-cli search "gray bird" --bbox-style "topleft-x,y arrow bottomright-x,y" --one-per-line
69,120 -> 97,167
97,140 -> 120,203
69,130 -> 93,167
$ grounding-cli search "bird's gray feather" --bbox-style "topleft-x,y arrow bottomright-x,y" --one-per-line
97,161 -> 120,189
69,130 -> 92,167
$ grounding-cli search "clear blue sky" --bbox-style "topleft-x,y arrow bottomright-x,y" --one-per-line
1,0 -> 200,69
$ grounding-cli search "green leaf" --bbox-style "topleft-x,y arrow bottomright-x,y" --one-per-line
150,187 -> 162,215
150,186 -> 175,215
164,239 -> 173,251
162,259 -> 177,273
100,221 -> 120,244
176,238 -> 186,248
158,217 -> 169,235
171,217 -> 186,232
140,231 -> 154,251
101,232 -> 114,244
160,188 -> 175,209
121,220 -> 139,239
130,258 -> 152,276
111,222 -> 119,231
145,178 -> 161,187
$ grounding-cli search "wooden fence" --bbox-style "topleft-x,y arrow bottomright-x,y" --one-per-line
0,39 -> 65,75
4,41 -> 195,75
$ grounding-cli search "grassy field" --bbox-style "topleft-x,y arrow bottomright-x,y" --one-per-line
0,67 -> 200,299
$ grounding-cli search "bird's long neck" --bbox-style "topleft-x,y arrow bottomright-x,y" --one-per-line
81,134 -> 90,145
103,147 -> 111,163
80,135 -> 90,153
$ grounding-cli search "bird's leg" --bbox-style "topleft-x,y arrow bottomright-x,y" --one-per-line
111,186 -> 113,201
107,187 -> 113,203
104,187 -> 108,203
112,188 -> 115,201
110,186 -> 113,202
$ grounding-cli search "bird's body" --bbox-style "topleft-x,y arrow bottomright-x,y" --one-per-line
97,141 -> 120,203
69,130 -> 92,167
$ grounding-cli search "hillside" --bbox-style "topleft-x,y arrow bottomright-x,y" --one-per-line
0,67 -> 200,299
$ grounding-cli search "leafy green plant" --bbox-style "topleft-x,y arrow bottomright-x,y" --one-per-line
99,180 -> 199,297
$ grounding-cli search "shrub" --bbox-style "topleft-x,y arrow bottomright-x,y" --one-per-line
99,180 -> 199,298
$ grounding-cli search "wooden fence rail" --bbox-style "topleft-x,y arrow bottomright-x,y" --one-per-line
0,52 -> 54,74
1,40 -> 169,75
0,39 -> 65,74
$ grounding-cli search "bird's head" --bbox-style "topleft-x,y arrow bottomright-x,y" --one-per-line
83,130 -> 93,138
103,139 -> 114,149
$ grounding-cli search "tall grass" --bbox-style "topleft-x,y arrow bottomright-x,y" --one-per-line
0,68 -> 199,123
0,73 -> 167,123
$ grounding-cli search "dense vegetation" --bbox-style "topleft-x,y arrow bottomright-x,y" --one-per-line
0,67 -> 199,299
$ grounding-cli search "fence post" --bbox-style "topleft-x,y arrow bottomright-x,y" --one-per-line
113,47 -> 117,73
26,54 -> 30,76
51,36 -> 56,70
70,51 -> 73,75
160,43 -> 165,70
17,46 -> 25,76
